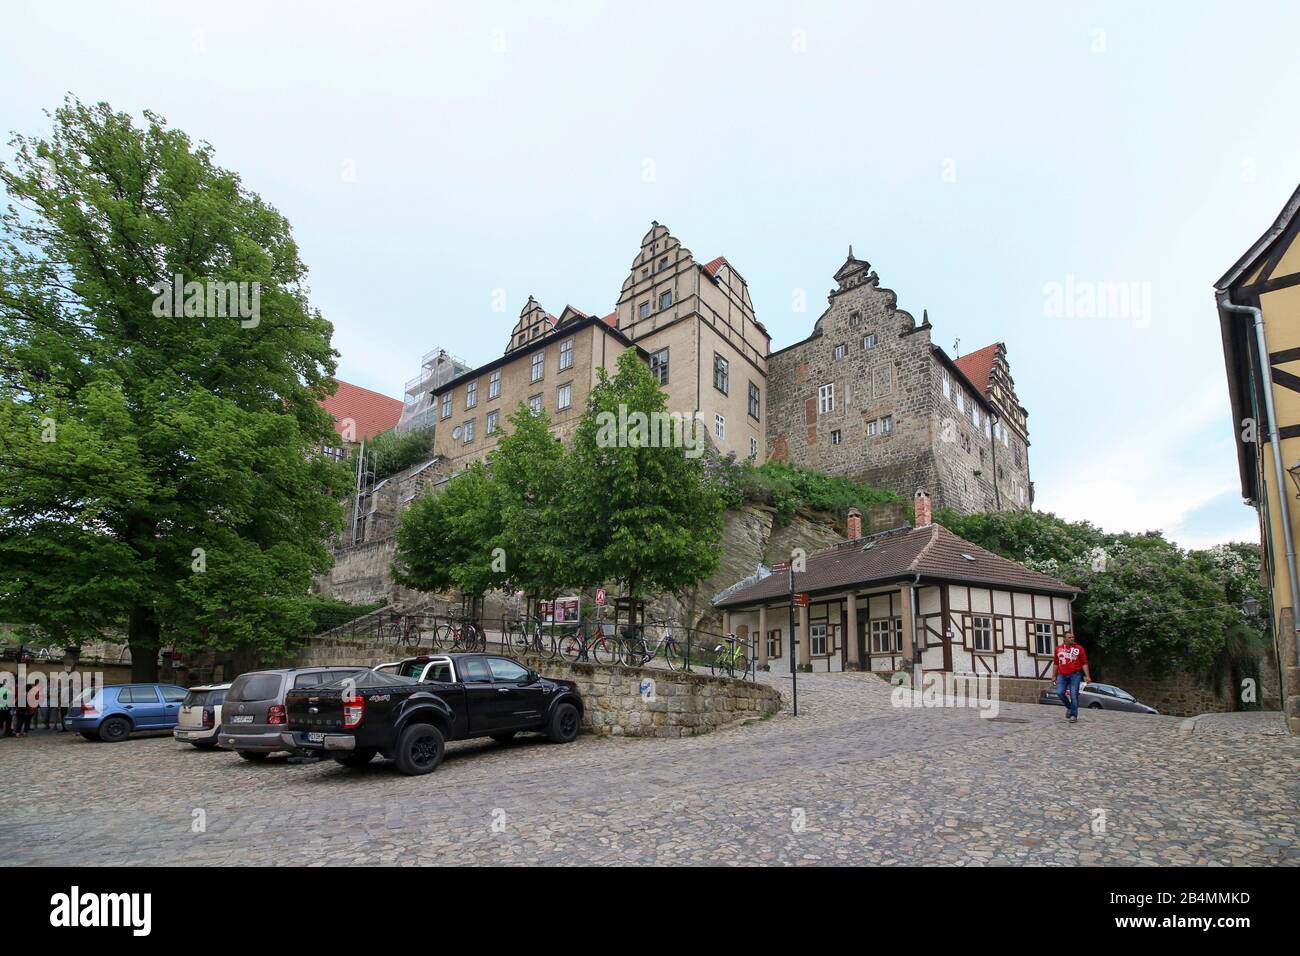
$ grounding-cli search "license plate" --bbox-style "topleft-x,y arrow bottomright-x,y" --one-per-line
231,715 -> 254,724
306,732 -> 325,743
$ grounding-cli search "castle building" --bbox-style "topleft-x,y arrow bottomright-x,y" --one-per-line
421,223 -> 770,469
398,227 -> 1029,514
765,250 -> 1032,514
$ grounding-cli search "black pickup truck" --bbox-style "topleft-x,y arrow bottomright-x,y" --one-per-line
284,653 -> 584,775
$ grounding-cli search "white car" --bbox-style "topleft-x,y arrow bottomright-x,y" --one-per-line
173,683 -> 232,749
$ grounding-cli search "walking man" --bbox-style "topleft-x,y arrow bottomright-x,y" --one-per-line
1053,631 -> 1091,723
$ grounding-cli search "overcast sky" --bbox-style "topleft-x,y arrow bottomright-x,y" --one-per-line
5,1 -> 1299,549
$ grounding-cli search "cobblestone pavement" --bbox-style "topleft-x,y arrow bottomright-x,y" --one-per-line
2,671 -> 1296,865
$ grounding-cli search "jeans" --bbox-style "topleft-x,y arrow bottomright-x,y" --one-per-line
1056,672 -> 1082,718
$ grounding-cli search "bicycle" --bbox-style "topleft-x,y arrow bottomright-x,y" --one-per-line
506,615 -> 556,659
558,621 -> 618,664
710,634 -> 749,679
437,618 -> 483,652
385,614 -> 423,651
619,621 -> 686,670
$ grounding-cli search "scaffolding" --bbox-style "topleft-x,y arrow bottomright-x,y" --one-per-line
397,347 -> 470,433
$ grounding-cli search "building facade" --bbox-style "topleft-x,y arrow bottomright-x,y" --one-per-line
428,305 -> 636,469
612,223 -> 771,462
1217,182 -> 1300,734
765,250 -> 1032,514
714,491 -> 1076,674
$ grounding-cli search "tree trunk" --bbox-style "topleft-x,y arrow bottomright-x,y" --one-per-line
128,605 -> 160,683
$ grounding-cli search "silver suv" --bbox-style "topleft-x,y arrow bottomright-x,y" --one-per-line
218,666 -> 367,761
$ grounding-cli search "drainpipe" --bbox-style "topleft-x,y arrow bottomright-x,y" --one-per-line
1221,294 -> 1300,670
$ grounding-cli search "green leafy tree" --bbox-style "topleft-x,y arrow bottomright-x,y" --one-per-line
362,426 -> 433,480
393,460 -> 503,599
567,349 -> 724,601
491,403 -> 574,602
938,508 -> 1266,679
0,99 -> 349,678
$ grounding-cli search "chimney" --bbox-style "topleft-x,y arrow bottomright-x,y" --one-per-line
913,489 -> 932,528
847,507 -> 862,540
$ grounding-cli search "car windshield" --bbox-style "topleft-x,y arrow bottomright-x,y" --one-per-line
182,690 -> 212,707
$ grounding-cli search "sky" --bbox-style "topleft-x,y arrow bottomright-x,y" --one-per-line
4,1 -> 1299,550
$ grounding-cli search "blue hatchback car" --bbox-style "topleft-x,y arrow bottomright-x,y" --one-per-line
64,683 -> 190,742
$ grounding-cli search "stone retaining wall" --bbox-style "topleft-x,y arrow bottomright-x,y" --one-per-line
293,638 -> 783,738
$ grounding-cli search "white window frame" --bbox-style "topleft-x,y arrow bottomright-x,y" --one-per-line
558,337 -> 574,371
863,333 -> 877,350
440,391 -> 452,419
714,414 -> 726,439
465,380 -> 477,409
556,382 -> 573,410
488,370 -> 501,399
528,393 -> 542,415
530,351 -> 544,383
942,368 -> 951,398
831,429 -> 842,445
750,437 -> 758,459
650,348 -> 669,385
834,343 -> 847,360
462,419 -> 475,444
870,618 -> 901,654
659,289 -> 673,311
971,615 -> 994,653
882,415 -> 893,434
810,623 -> 829,657
1033,621 -> 1055,656
486,410 -> 499,435
866,419 -> 878,437
818,383 -> 835,414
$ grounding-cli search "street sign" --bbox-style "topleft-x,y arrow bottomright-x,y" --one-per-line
595,588 -> 607,607
794,592 -> 810,608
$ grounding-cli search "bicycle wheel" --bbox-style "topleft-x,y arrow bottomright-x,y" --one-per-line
590,636 -> 615,665
404,625 -> 423,650
663,639 -> 683,671
626,639 -> 649,667
511,625 -> 530,654
558,633 -> 583,661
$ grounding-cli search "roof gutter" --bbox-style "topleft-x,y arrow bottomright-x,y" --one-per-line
1220,293 -> 1300,669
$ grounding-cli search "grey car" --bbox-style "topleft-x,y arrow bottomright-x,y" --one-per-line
1039,682 -> 1159,715
217,666 -> 368,760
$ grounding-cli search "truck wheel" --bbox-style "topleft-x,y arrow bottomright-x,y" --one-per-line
394,724 -> 445,775
238,750 -> 270,762
490,732 -> 517,744
98,717 -> 131,742
546,703 -> 580,743
333,748 -> 377,767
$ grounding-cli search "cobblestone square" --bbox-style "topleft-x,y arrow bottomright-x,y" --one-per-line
2,672 -> 1296,866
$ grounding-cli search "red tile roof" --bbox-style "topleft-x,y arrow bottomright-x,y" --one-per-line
702,256 -> 728,277
952,343 -> 1001,397
319,380 -> 403,442
714,523 -> 1077,608
601,311 -> 618,327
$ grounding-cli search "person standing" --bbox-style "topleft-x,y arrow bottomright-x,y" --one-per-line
1052,631 -> 1091,723
0,678 -> 12,738
15,678 -> 38,736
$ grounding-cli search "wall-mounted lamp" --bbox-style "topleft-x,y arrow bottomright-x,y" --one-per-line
1287,460 -> 1300,499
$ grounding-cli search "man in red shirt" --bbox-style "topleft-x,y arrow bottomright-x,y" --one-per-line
1052,631 -> 1091,723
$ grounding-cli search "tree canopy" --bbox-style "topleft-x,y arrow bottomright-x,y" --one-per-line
937,507 -> 1270,677
0,98 -> 350,677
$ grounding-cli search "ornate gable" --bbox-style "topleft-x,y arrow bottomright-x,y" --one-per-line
505,296 -> 558,355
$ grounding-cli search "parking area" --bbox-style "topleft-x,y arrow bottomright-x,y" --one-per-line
2,671 -> 1297,865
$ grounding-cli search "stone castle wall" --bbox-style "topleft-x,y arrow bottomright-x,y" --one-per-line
292,635 -> 782,738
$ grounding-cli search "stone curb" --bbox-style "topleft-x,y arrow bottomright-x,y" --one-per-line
1177,714 -> 1203,735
